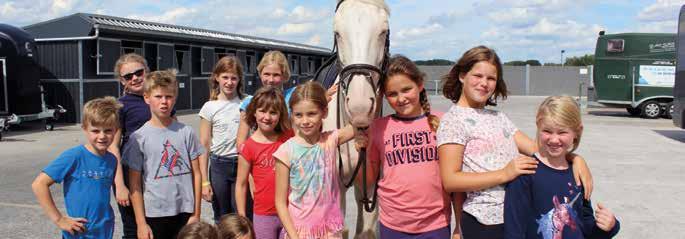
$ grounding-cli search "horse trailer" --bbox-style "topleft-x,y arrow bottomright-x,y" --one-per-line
674,5 -> 685,129
593,31 -> 676,119
0,24 -> 66,140
24,13 -> 330,123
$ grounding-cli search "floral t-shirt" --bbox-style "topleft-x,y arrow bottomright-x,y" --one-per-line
273,130 -> 344,238
436,105 -> 519,225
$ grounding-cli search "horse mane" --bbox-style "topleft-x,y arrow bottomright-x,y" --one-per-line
338,0 -> 390,15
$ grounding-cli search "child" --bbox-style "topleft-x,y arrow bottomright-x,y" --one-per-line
273,81 -> 360,239
359,55 -> 456,239
31,96 -> 122,239
436,46 -> 594,239
236,86 -> 293,239
504,96 -> 620,239
109,53 -> 176,238
178,221 -> 219,239
236,50 -> 293,148
125,70 -> 204,239
198,56 -> 250,223
218,214 -> 256,239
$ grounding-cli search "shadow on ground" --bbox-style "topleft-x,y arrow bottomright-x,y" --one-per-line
653,130 -> 685,143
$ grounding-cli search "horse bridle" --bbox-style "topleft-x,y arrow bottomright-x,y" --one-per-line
311,0 -> 390,213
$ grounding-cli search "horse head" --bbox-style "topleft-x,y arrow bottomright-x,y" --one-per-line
334,0 -> 389,128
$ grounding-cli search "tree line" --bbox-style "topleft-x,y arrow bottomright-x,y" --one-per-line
414,54 -> 594,66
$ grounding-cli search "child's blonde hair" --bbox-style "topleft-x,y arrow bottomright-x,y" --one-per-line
114,53 -> 149,80
244,86 -> 291,133
536,95 -> 583,153
289,81 -> 328,112
257,51 -> 290,81
209,56 -> 244,100
81,96 -> 122,129
217,214 -> 255,239
384,54 -> 440,132
177,221 -> 218,239
144,70 -> 178,95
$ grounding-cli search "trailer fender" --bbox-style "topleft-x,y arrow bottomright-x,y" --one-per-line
632,96 -> 674,108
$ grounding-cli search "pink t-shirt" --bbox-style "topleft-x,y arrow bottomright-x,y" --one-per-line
367,113 -> 451,233
273,130 -> 344,238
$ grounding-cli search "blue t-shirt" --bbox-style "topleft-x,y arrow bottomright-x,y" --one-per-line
504,156 -> 620,239
118,94 -> 176,149
42,145 -> 117,239
240,87 -> 295,112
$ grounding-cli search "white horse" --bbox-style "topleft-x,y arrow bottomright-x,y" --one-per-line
321,0 -> 390,238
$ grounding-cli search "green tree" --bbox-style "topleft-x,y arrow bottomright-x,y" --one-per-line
504,60 -> 541,66
414,59 -> 455,65
564,54 -> 594,66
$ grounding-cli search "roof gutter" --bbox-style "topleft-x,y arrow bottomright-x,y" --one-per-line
34,24 -> 99,42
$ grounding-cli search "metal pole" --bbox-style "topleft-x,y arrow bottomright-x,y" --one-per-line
525,64 -> 530,95
78,41 -> 84,123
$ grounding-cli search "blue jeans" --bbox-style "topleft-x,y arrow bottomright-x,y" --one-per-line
210,154 -> 253,222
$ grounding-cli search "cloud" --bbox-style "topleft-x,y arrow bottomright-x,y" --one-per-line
127,7 -> 198,25
394,23 -> 443,40
276,23 -> 316,36
289,6 -> 328,23
306,34 -> 322,46
637,0 -> 684,22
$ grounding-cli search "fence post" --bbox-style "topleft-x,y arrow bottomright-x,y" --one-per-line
435,80 -> 439,95
525,64 -> 530,95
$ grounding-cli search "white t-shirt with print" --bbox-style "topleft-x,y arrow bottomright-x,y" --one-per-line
198,97 -> 242,157
436,105 -> 519,225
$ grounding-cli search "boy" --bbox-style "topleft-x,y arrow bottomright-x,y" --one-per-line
31,96 -> 122,239
125,70 -> 203,239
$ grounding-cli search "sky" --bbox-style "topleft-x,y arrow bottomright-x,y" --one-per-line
1,0 -> 683,63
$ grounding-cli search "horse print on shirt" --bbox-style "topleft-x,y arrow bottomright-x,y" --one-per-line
153,139 -> 191,179
537,192 -> 581,239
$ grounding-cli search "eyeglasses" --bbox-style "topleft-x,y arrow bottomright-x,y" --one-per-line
121,68 -> 145,81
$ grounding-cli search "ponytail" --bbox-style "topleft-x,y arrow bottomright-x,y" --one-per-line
419,88 -> 440,132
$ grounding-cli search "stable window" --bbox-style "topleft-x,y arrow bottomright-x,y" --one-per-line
246,51 -> 255,74
289,55 -> 299,75
97,39 -> 121,74
607,39 -> 624,53
201,47 -> 214,74
157,44 -> 175,70
121,40 -> 143,55
309,59 -> 316,74
174,45 -> 190,75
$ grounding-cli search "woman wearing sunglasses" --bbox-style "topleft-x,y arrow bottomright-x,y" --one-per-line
107,53 -> 176,239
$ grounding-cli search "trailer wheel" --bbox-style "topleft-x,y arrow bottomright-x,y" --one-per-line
663,102 -> 674,119
626,107 -> 641,116
641,101 -> 661,119
44,120 -> 54,131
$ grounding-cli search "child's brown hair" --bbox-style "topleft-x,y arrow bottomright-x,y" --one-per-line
209,56 -> 245,100
81,96 -> 122,129
442,45 -> 507,106
244,86 -> 291,133
217,214 -> 255,239
177,221 -> 218,239
383,54 -> 440,132
144,70 -> 179,95
288,81 -> 328,112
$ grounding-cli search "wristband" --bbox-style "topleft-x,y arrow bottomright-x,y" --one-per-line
202,181 -> 211,187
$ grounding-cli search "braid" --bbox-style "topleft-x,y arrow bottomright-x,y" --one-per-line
420,89 -> 440,132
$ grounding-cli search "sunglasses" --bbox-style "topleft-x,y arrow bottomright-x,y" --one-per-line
121,68 -> 145,81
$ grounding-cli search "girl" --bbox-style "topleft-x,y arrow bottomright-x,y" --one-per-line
436,46 -> 594,239
504,96 -> 619,239
360,55 -> 457,239
108,53 -> 158,239
178,221 -> 219,239
198,56 -> 249,223
236,50 -> 293,148
236,86 -> 293,239
273,81 -> 360,239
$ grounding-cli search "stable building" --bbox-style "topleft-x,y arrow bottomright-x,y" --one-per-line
24,13 -> 331,123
